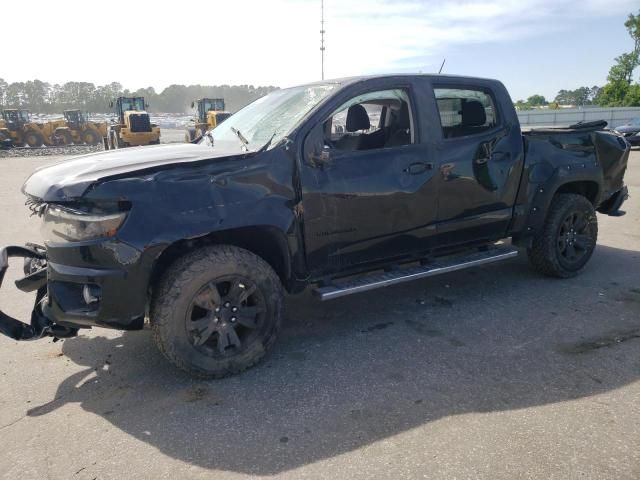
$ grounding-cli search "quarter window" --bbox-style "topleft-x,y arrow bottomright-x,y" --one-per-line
434,88 -> 497,138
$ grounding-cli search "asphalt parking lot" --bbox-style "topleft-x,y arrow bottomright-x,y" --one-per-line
0,151 -> 639,480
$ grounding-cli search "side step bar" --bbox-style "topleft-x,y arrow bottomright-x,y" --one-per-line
313,246 -> 518,301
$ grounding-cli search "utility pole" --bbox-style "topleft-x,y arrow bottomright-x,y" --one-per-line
320,0 -> 326,80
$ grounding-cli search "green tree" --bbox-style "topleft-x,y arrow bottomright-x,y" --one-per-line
554,86 -> 597,106
595,80 -> 630,106
5,82 -> 26,107
526,94 -> 547,106
608,52 -> 639,84
622,84 -> 640,106
514,100 -> 532,110
597,10 -> 640,106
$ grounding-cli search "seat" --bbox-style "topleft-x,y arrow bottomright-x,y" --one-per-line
335,104 -> 370,151
449,100 -> 487,137
384,102 -> 411,147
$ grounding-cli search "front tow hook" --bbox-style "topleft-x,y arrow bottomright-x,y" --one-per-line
0,246 -> 77,341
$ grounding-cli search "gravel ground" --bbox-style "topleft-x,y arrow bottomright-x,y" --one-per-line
0,128 -> 186,158
0,150 -> 638,479
0,144 -> 104,158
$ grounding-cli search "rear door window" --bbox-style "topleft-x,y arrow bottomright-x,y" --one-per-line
434,88 -> 498,139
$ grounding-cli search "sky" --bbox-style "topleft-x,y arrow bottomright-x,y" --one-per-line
2,0 -> 638,101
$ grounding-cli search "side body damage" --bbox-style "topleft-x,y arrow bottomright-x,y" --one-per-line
0,75 -> 630,378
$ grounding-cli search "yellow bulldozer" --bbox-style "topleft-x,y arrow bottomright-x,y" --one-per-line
184,98 -> 231,142
105,97 -> 160,149
54,110 -> 107,145
0,109 -> 67,147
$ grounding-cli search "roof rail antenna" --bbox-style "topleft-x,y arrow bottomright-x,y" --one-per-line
438,58 -> 446,74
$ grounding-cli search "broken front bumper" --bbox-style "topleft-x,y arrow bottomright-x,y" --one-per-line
0,245 -> 77,341
598,185 -> 629,216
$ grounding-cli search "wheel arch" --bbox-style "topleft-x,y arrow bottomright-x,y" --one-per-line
149,225 -> 293,295
512,170 -> 603,246
554,180 -> 599,205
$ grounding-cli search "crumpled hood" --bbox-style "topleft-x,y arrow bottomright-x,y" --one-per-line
22,143 -> 239,201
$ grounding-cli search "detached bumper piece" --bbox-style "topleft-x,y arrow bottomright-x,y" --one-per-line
598,186 -> 629,217
0,245 -> 77,341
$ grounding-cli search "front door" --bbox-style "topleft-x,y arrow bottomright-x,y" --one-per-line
299,86 -> 438,274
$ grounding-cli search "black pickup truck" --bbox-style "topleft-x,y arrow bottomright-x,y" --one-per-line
0,74 -> 630,378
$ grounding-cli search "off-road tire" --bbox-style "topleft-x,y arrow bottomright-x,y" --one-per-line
25,130 -> 44,148
55,129 -> 72,146
527,193 -> 598,278
150,245 -> 284,378
82,129 -> 100,145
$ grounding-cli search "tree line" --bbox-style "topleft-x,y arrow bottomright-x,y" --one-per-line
0,80 -> 278,114
515,10 -> 640,110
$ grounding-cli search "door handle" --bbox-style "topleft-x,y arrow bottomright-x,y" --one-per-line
403,162 -> 433,175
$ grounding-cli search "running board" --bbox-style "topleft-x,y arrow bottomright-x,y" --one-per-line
313,246 -> 518,301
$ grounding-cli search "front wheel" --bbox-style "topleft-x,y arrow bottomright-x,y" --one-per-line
25,130 -> 44,148
82,129 -> 100,145
527,193 -> 598,278
151,245 -> 284,378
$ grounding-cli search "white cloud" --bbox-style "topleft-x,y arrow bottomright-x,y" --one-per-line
1,0 -> 636,89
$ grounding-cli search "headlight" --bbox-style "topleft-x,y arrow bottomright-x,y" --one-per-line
41,206 -> 127,243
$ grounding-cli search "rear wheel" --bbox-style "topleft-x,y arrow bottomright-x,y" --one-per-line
528,193 -> 598,278
151,245 -> 284,378
82,129 -> 100,145
25,130 -> 44,148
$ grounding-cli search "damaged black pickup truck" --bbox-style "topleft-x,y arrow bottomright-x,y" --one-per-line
0,74 -> 630,377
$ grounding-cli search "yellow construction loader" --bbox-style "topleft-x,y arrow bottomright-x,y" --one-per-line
105,97 -> 160,149
0,109 -> 66,147
54,110 -> 108,145
184,98 -> 231,142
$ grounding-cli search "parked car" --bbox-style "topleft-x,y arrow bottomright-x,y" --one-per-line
0,74 -> 630,378
615,117 -> 640,146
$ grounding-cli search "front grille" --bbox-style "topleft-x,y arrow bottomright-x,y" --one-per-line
129,114 -> 152,133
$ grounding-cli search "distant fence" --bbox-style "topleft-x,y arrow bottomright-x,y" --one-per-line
517,107 -> 640,128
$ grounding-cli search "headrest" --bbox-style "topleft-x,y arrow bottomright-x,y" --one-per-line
461,100 -> 486,126
346,104 -> 370,132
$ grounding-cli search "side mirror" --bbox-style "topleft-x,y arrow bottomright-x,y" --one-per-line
145,103 -> 149,109
109,101 -> 113,108
191,101 -> 195,109
312,145 -> 333,168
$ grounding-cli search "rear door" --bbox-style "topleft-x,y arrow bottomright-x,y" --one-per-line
430,82 -> 523,246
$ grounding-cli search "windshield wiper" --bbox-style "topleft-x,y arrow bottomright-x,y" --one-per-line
256,131 -> 278,153
230,126 -> 250,151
